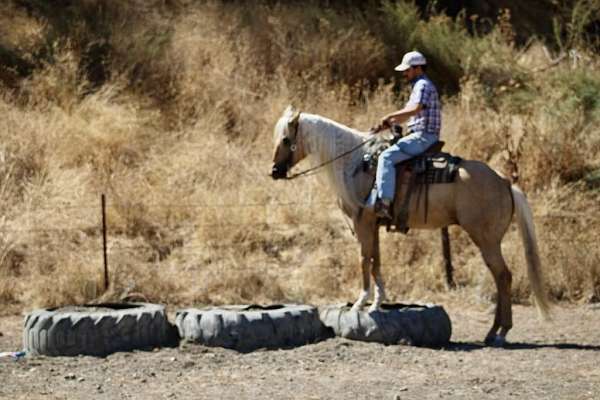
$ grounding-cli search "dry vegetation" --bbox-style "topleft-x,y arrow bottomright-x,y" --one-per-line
0,0 -> 599,312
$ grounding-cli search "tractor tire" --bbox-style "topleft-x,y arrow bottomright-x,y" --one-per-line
23,303 -> 175,357
319,303 -> 451,347
175,304 -> 332,352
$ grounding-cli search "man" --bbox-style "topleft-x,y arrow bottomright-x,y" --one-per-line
371,50 -> 441,219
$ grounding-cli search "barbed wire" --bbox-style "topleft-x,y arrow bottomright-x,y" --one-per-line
14,203 -> 599,216
9,199 -> 341,213
7,198 -> 600,213
0,220 -> 353,234
0,216 -> 596,236
0,226 -> 96,233
3,231 -> 596,255
1,200 -> 598,256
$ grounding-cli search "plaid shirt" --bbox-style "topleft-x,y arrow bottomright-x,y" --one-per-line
406,75 -> 441,136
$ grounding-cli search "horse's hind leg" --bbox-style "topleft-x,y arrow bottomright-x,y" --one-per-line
479,243 -> 513,346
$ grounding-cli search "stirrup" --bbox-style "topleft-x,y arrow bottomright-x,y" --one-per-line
374,199 -> 392,220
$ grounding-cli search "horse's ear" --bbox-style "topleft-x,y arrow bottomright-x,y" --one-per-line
288,110 -> 300,128
285,104 -> 296,115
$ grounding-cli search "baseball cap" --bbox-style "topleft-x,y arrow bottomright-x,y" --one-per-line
394,51 -> 427,72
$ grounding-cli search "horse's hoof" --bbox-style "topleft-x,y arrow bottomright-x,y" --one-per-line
484,335 -> 507,348
367,305 -> 380,314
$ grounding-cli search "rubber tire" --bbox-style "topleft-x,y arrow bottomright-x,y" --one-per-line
175,304 -> 332,352
23,303 -> 175,357
319,303 -> 452,347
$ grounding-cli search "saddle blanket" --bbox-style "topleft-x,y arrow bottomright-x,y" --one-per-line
361,132 -> 462,184
406,153 -> 462,185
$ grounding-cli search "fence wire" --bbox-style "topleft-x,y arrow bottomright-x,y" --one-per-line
1,199 -> 597,251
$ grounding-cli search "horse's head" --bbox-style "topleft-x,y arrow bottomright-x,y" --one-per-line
271,105 -> 307,180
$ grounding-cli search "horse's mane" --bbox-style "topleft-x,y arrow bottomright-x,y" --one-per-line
298,113 -> 369,214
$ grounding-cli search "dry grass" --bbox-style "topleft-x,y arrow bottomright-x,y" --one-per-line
0,1 -> 599,311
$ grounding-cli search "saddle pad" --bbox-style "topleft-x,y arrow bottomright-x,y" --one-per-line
411,153 -> 462,184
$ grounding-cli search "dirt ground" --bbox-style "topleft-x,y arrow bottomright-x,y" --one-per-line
1,299 -> 600,400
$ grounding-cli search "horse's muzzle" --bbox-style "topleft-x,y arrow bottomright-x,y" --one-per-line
271,163 -> 288,180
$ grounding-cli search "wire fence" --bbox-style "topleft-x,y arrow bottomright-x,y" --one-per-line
0,196 -> 355,275
1,196 -> 597,236
1,194 -> 597,290
1,199 -> 595,259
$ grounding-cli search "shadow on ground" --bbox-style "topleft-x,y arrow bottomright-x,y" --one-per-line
447,341 -> 600,352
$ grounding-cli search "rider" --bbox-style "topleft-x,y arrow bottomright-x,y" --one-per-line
371,50 -> 441,219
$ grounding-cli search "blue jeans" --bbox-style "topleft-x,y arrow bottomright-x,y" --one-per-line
375,132 -> 439,202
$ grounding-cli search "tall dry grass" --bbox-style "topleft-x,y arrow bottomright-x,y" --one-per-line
0,1 -> 599,313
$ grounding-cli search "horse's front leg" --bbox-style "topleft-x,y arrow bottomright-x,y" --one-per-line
351,250 -> 371,311
369,227 -> 386,313
351,214 -> 379,312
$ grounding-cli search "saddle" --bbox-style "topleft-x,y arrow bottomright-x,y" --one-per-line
361,131 -> 462,233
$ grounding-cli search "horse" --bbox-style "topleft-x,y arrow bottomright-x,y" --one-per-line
270,105 -> 550,346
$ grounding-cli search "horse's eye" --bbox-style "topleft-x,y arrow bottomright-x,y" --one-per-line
282,137 -> 291,146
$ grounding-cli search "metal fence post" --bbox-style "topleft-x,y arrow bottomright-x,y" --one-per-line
101,194 -> 109,290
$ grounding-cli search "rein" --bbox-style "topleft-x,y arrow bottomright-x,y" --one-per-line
285,134 -> 376,180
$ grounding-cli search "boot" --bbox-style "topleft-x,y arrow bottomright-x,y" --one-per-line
375,198 -> 392,220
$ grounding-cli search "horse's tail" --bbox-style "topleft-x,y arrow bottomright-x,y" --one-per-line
511,185 -> 551,320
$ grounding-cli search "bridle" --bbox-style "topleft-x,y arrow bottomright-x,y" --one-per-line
272,112 -> 376,180
271,113 -> 300,180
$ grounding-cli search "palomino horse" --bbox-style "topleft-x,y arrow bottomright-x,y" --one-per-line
271,106 -> 550,346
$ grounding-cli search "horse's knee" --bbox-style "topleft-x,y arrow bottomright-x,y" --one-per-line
360,255 -> 372,269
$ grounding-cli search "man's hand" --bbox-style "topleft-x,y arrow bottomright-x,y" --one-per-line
370,118 -> 391,134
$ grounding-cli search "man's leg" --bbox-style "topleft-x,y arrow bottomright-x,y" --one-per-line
376,131 -> 430,202
374,133 -> 437,217
376,144 -> 412,202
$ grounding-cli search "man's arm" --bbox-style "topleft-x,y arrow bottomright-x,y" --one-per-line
382,103 -> 423,125
372,103 -> 423,133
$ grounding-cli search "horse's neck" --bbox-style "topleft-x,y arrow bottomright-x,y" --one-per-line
300,114 -> 370,214
300,114 -> 364,160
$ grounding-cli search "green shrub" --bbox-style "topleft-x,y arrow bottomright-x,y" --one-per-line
542,68 -> 600,122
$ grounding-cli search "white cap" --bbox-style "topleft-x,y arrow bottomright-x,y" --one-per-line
394,51 -> 427,72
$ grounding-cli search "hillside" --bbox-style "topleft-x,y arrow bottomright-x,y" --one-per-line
0,0 -> 599,311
